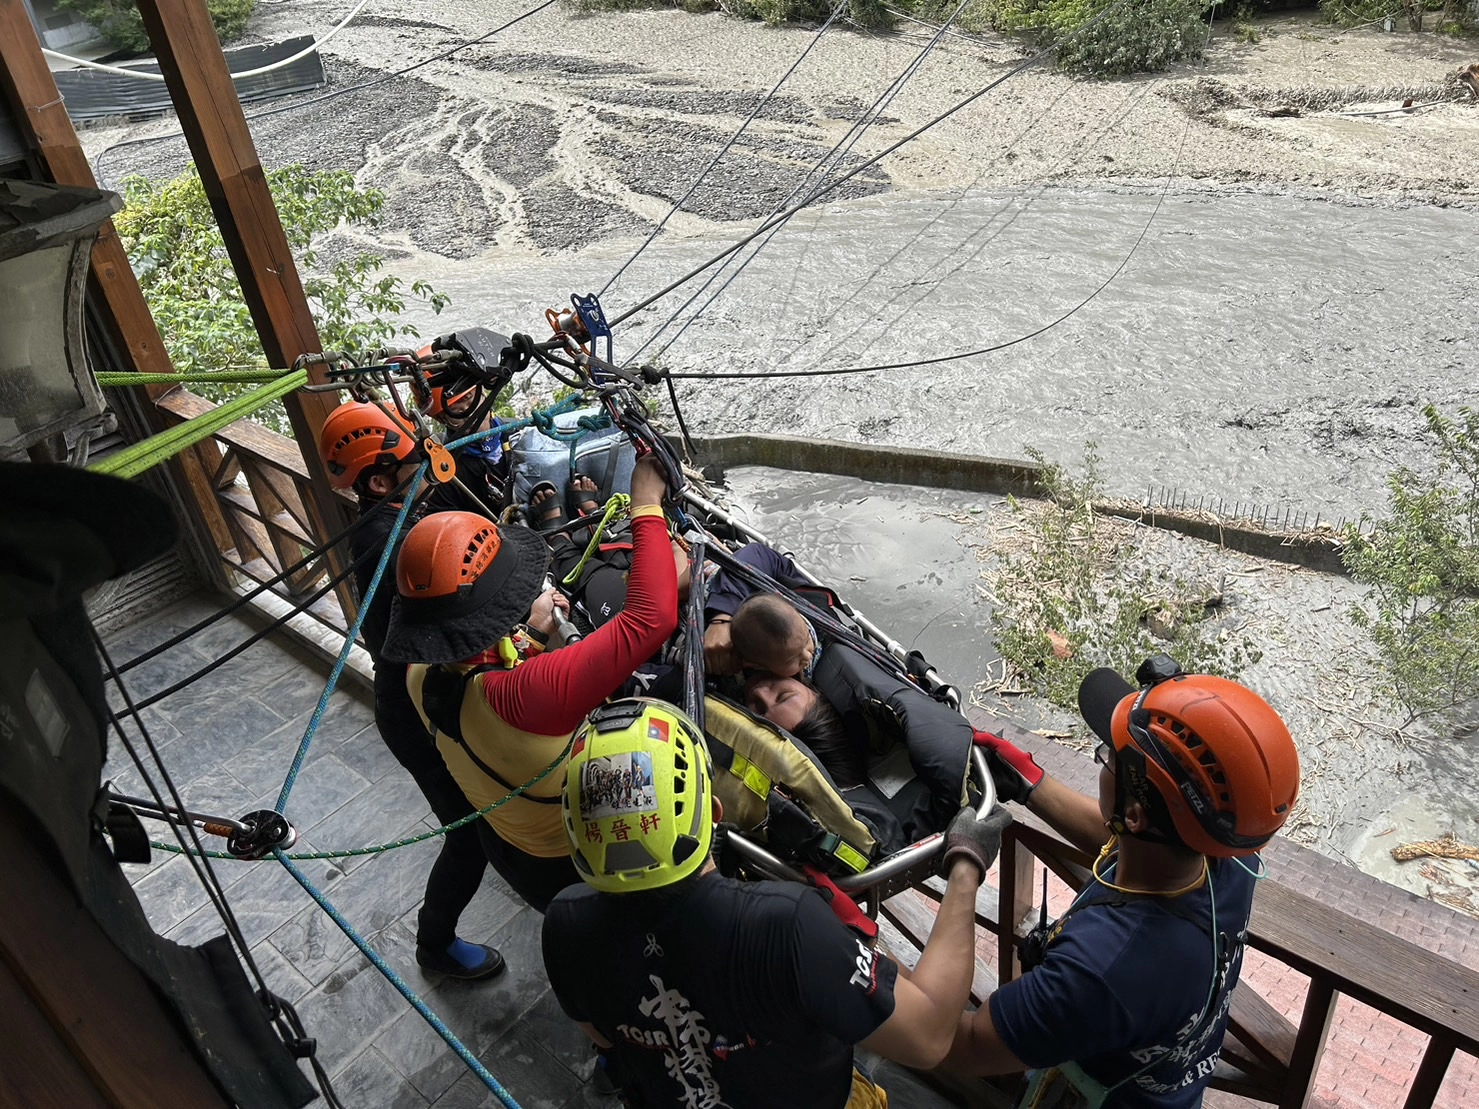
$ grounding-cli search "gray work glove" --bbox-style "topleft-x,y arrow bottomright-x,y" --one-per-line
938,806 -> 1014,883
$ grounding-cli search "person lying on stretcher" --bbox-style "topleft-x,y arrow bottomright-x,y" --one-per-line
725,591 -> 974,850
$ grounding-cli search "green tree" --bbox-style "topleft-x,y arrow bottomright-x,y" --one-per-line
1343,405 -> 1479,725
115,164 -> 447,434
58,0 -> 254,54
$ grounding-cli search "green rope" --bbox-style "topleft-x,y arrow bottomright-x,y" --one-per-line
89,370 -> 309,480
147,731 -> 576,862
562,494 -> 631,587
95,368 -> 298,387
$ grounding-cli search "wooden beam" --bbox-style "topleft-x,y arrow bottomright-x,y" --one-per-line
129,0 -> 358,610
0,0 -> 234,565
0,805 -> 233,1107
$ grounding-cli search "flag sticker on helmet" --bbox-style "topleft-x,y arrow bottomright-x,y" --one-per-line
647,717 -> 670,744
580,751 -> 658,819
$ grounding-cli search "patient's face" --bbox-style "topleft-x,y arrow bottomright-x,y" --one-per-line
745,675 -> 815,734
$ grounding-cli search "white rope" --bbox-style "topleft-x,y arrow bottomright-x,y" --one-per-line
42,0 -> 371,82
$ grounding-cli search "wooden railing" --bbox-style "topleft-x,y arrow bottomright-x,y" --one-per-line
155,387 -> 356,636
886,821 -> 1479,1109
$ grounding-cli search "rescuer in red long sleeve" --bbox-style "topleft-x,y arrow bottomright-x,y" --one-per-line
382,456 -> 678,913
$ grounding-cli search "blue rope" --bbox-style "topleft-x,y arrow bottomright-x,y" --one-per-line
444,393 -> 589,452
274,464 -> 428,811
275,852 -> 522,1109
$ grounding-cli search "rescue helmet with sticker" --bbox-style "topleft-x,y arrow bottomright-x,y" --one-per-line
1080,656 -> 1300,858
318,400 -> 417,490
562,698 -> 713,894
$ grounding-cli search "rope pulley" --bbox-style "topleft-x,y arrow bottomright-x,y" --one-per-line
105,790 -> 299,860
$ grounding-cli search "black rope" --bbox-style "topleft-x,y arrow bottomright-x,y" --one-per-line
665,375 -> 698,459
628,0 -> 976,369
608,0 -> 1136,330
682,538 -> 708,733
92,628 -> 273,997
93,0 -> 562,186
127,538 -> 380,712
259,990 -> 345,1109
117,468 -> 418,675
665,122 -> 1190,382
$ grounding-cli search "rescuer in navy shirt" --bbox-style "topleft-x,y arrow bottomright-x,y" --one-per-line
542,698 -> 1011,1109
949,658 -> 1301,1108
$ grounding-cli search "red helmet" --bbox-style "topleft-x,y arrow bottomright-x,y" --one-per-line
1089,660 -> 1300,858
319,401 -> 417,490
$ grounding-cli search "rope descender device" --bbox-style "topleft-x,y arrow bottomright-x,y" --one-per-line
105,790 -> 299,860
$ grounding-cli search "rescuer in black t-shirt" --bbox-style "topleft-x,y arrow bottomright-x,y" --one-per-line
541,698 -> 1011,1109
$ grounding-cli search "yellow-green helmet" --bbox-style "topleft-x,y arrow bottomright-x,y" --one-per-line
562,698 -> 713,894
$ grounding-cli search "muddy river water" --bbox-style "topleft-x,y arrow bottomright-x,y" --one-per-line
391,184 -> 1476,521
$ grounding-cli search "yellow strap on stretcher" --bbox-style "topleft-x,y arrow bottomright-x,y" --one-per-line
731,754 -> 772,799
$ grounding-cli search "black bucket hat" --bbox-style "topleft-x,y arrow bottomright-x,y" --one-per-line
1077,667 -> 1136,746
381,516 -> 551,665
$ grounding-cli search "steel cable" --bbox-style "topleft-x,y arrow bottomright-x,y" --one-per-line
598,0 -> 851,299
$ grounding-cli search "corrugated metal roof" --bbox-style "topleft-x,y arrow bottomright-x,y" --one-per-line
55,35 -> 325,123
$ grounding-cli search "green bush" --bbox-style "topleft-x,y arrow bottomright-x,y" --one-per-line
1343,405 -> 1479,726
988,446 -> 1256,709
992,0 -> 1212,75
58,0 -> 254,54
115,165 -> 447,435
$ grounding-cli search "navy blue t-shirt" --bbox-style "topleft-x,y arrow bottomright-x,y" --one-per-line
990,855 -> 1257,1108
543,874 -> 898,1109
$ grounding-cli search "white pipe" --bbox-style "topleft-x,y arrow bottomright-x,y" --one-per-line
42,0 -> 371,83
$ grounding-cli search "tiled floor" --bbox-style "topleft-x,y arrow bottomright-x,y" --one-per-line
101,590 -> 1479,1109
102,592 -> 604,1109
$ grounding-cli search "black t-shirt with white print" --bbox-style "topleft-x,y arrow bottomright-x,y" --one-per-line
542,873 -> 899,1109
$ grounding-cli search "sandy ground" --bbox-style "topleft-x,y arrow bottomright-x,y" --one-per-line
77,1 -> 1479,907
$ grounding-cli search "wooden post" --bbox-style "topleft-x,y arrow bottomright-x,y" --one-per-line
0,0 -> 233,568
1403,1036 -> 1456,1109
1279,977 -> 1337,1109
996,824 -> 1034,984
128,0 -> 358,613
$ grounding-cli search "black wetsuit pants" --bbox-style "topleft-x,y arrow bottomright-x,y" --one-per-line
374,667 -> 487,952
472,821 -> 582,914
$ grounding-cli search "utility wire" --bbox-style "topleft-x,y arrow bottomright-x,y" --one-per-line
598,0 -> 850,299
624,0 -> 971,367
667,116 -> 1193,381
94,0 -> 561,184
608,0 -> 1134,330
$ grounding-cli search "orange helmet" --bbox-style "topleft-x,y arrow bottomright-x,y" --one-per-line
1082,657 -> 1300,858
319,401 -> 417,490
382,511 -> 550,664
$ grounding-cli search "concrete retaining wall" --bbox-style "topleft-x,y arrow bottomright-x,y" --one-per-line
689,432 -> 1348,575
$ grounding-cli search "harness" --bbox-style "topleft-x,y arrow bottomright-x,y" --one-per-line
419,664 -> 563,806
